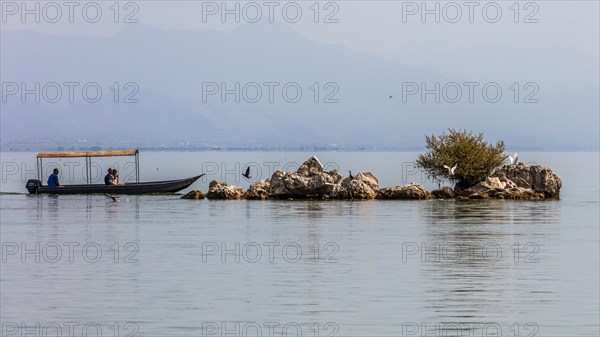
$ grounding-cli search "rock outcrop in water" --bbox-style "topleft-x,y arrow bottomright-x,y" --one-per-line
458,176 -> 543,200
186,157 -> 561,201
431,187 -> 456,199
180,190 -> 205,200
268,156 -> 343,198
377,183 -> 433,200
457,164 -> 562,200
493,163 -> 562,198
245,179 -> 270,200
206,180 -> 245,200
331,172 -> 379,199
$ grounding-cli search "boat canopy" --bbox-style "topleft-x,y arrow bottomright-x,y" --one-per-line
36,149 -> 140,184
37,150 -> 138,158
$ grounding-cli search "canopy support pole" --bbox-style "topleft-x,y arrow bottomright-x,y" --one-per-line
135,152 -> 140,183
37,157 -> 42,181
86,156 -> 91,184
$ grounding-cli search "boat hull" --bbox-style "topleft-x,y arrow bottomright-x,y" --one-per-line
29,175 -> 203,195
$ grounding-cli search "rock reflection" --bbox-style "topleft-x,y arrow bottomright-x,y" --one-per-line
267,199 -> 379,222
416,200 -> 561,334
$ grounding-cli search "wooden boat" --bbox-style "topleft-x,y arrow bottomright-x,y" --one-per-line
26,150 -> 203,195
27,175 -> 203,195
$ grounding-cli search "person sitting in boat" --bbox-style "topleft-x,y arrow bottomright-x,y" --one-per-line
112,169 -> 125,186
47,168 -> 61,188
105,168 -> 117,186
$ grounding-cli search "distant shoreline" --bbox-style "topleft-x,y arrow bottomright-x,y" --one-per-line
1,147 -> 598,153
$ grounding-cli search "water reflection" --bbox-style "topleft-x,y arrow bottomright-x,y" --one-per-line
266,199 -> 380,223
2,189 -> 595,336
421,200 -> 561,226
417,200 -> 561,334
25,194 -> 143,223
46,195 -> 60,221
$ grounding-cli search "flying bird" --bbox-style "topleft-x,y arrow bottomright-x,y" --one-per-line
508,153 -> 519,165
242,167 -> 252,179
389,95 -> 393,99
104,193 -> 119,202
443,164 -> 457,176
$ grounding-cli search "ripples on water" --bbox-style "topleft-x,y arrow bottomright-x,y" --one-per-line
1,152 -> 598,336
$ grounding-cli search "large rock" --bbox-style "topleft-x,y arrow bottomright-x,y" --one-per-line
249,178 -> 271,191
268,170 -> 290,196
331,172 -> 379,199
496,187 -> 546,200
493,163 -> 562,198
460,176 -> 545,200
180,190 -> 205,200
462,177 -> 511,195
245,179 -> 270,200
376,183 -> 433,200
297,156 -> 325,176
268,157 -> 343,198
431,186 -> 456,199
206,180 -> 245,200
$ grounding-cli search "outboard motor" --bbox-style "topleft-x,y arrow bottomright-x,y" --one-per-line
26,179 -> 42,194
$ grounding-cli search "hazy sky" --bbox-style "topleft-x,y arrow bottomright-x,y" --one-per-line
1,1 -> 599,149
3,1 -> 598,60
2,1 -> 598,84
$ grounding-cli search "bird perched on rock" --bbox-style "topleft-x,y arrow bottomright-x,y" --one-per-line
349,170 -> 354,179
242,167 -> 252,179
508,153 -> 519,165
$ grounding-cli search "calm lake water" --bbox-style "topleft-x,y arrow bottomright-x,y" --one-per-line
1,152 -> 598,337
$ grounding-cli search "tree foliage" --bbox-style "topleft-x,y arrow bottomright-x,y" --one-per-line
416,129 -> 506,188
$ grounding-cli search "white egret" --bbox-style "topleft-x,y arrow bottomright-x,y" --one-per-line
443,164 -> 457,176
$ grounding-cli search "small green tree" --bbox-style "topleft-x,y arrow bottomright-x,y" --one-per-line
416,129 -> 506,188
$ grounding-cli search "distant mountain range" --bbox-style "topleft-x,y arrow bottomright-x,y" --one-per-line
1,23 -> 598,150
